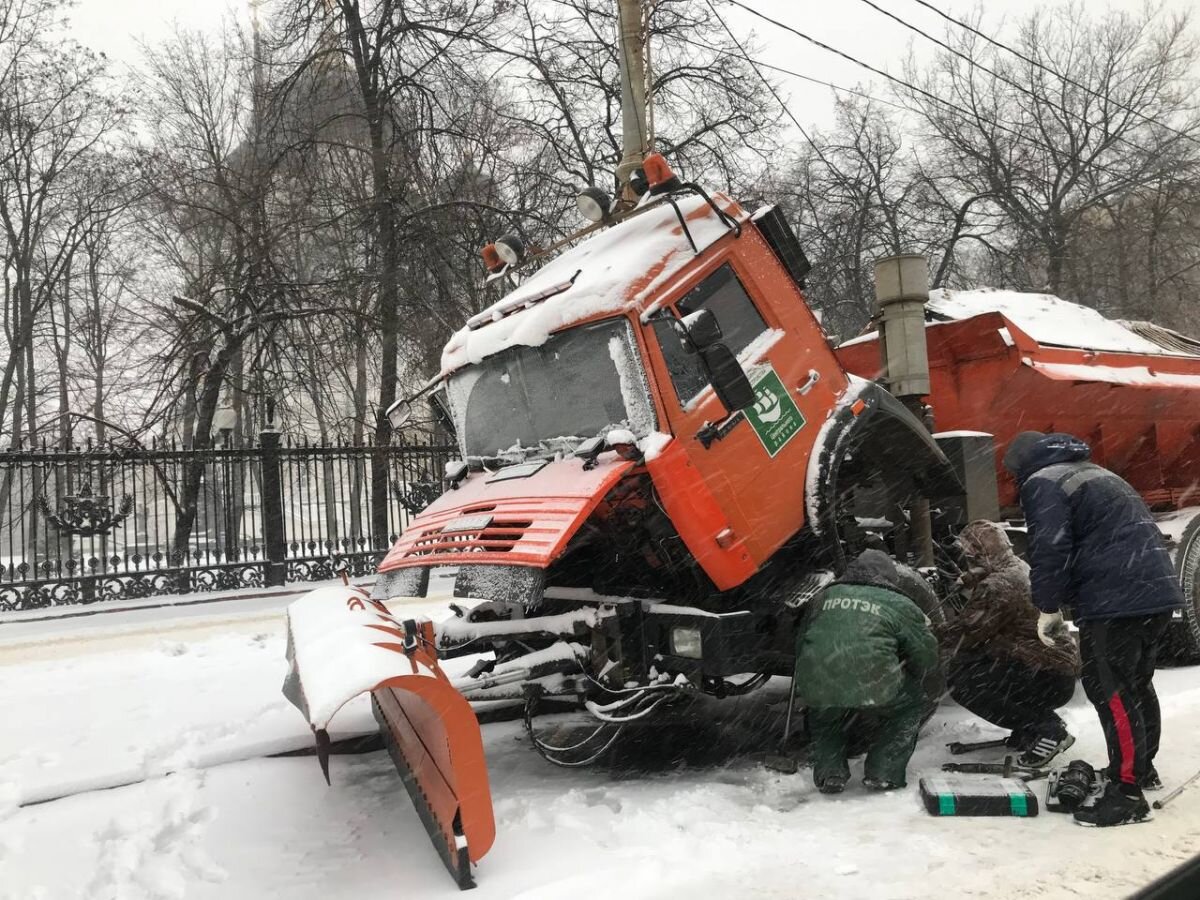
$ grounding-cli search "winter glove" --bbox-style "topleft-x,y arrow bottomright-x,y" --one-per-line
1037,611 -> 1068,647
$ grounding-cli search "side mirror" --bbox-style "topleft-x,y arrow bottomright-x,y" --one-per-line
385,397 -> 414,430
681,308 -> 723,349
699,343 -> 756,413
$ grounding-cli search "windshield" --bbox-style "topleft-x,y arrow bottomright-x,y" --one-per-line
446,317 -> 655,459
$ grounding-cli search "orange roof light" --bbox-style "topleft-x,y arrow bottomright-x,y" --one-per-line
481,243 -> 504,273
643,152 -> 681,193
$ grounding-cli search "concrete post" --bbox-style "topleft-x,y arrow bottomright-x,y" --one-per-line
874,254 -> 935,568
615,0 -> 649,191
874,254 -> 931,400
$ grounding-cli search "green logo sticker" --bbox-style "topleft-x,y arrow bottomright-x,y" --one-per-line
744,367 -> 806,458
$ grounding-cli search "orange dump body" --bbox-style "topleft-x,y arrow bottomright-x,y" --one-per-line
836,311 -> 1200,511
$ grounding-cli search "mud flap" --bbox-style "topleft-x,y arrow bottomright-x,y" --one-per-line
282,585 -> 495,890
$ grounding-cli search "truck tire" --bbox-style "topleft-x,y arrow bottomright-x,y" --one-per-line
1160,514 -> 1200,666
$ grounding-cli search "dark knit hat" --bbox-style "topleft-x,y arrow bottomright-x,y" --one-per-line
1002,431 -> 1045,476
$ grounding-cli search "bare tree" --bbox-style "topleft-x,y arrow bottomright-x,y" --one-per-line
901,4 -> 1200,299
765,97 -> 965,338
0,1 -> 125,446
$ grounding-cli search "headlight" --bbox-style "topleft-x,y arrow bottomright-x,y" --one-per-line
670,625 -> 703,660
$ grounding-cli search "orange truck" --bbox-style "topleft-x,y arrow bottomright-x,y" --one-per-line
281,156 -> 1200,889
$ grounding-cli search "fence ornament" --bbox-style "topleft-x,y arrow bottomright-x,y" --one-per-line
37,483 -> 134,537
395,479 -> 442,516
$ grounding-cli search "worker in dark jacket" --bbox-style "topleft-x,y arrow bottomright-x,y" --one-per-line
795,549 -> 940,794
937,520 -> 1080,766
1004,431 -> 1184,827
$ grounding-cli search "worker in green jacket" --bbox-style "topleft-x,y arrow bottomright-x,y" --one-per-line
795,549 -> 941,793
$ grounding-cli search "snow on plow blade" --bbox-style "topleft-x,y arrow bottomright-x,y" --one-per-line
282,585 -> 495,890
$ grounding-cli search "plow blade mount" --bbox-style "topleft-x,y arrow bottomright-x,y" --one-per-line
282,585 -> 495,890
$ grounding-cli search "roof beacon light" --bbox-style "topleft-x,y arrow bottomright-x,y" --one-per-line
495,234 -> 526,267
481,243 -> 504,273
576,186 -> 612,223
643,153 -> 681,194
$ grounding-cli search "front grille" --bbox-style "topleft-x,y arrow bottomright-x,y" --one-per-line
404,519 -> 534,556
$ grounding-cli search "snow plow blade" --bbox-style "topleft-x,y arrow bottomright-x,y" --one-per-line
281,585 -> 495,890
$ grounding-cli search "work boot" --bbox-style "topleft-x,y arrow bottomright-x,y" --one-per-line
862,776 -> 903,791
1019,733 -> 1075,768
817,774 -> 847,795
1073,782 -> 1151,827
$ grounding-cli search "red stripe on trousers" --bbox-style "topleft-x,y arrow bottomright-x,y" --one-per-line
1108,693 -> 1136,784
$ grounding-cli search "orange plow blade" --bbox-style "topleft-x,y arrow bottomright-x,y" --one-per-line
282,585 -> 495,890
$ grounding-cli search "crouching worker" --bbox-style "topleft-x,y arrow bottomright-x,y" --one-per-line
937,520 -> 1080,767
795,549 -> 940,794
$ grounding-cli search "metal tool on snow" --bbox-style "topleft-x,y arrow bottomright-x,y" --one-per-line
946,738 -> 1008,755
1153,767 -> 1200,810
941,755 -> 1051,782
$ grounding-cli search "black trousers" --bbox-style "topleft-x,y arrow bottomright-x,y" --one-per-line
1078,613 -> 1171,786
947,653 -> 1076,744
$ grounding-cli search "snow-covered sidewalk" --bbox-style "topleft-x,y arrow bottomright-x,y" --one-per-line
3,595 -> 1200,899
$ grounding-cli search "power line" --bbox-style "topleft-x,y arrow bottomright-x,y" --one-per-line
703,0 -> 845,177
674,32 -> 911,114
903,0 -> 1200,148
719,0 -> 1159,184
852,0 -> 1186,160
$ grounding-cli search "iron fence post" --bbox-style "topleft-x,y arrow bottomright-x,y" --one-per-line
260,429 -> 287,586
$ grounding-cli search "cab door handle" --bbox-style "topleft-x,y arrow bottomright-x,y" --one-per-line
797,369 -> 820,396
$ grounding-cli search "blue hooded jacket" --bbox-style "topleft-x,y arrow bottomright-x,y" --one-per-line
1005,433 -> 1183,621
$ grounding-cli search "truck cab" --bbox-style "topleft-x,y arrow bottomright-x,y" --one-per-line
375,175 -> 956,694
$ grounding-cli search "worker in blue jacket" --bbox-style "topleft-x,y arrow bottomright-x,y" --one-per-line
1004,431 -> 1183,827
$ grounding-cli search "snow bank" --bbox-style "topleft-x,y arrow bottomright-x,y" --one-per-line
7,597 -> 1200,899
441,194 -> 745,372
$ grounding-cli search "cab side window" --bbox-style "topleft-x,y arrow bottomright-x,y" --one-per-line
677,264 -> 768,356
650,317 -> 708,404
651,263 -> 768,407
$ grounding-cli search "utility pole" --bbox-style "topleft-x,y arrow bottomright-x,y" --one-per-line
615,0 -> 650,192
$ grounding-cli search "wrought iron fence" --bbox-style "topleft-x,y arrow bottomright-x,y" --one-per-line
0,434 -> 454,611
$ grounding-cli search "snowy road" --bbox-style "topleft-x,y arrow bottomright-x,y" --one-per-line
3,592 -> 1200,899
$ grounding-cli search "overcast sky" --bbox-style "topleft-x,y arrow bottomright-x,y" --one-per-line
71,0 -> 1198,133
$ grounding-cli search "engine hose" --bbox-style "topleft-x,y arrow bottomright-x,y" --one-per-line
531,720 -> 615,754
586,689 -> 662,715
524,698 -> 625,768
585,694 -> 668,724
533,727 -> 624,769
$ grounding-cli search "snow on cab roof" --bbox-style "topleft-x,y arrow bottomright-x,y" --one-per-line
440,193 -> 744,373
926,288 -> 1185,356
